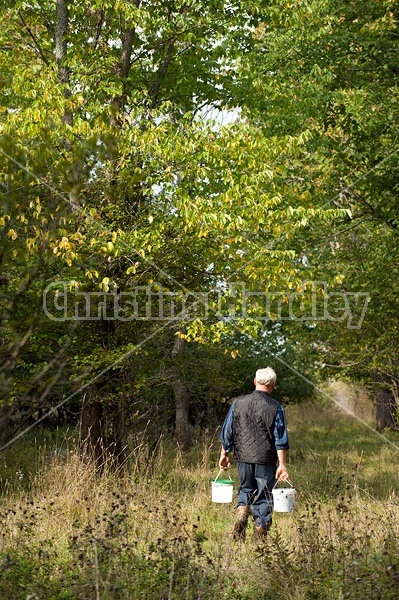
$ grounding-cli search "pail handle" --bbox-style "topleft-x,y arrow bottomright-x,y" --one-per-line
273,479 -> 294,489
214,468 -> 233,482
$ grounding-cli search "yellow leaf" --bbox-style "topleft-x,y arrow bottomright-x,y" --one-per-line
101,277 -> 110,292
59,236 -> 70,250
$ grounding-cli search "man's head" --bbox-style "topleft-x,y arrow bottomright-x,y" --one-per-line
254,367 -> 277,392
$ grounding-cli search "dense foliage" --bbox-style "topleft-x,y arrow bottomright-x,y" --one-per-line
0,0 -> 398,448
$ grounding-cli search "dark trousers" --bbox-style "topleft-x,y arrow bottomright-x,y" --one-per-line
236,462 -> 277,529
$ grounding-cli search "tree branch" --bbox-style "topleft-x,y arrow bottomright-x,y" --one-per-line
18,11 -> 51,66
55,0 -> 73,126
151,37 -> 176,109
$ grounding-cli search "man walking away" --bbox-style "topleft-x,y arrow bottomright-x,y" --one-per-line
219,367 -> 290,541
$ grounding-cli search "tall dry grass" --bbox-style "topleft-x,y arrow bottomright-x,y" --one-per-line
1,402 -> 399,599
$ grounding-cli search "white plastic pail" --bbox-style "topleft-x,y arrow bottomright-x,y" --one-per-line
211,470 -> 234,503
272,481 -> 296,512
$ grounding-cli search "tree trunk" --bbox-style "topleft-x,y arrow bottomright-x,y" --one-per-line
106,390 -> 127,466
76,22 -> 138,464
80,389 -> 104,466
172,334 -> 192,451
375,377 -> 397,431
110,26 -> 136,121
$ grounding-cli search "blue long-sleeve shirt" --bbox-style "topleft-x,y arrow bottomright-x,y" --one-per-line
220,400 -> 290,453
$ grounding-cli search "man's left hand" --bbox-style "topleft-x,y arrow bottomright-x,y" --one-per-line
276,465 -> 289,481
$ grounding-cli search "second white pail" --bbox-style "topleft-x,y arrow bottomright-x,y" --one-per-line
272,481 -> 296,512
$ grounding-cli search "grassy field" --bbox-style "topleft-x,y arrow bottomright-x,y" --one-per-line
1,400 -> 399,599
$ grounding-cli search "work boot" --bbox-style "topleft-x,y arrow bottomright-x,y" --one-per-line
253,525 -> 268,543
233,506 -> 249,541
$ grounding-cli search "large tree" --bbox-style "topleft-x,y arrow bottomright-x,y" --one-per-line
236,0 -> 399,426
0,0 -> 352,452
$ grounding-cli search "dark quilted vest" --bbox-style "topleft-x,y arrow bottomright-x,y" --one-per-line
232,390 -> 279,464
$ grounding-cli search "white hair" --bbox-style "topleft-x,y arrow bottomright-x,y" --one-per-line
255,367 -> 277,387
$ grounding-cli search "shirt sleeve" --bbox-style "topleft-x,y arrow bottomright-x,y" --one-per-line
274,405 -> 290,450
219,401 -> 235,452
